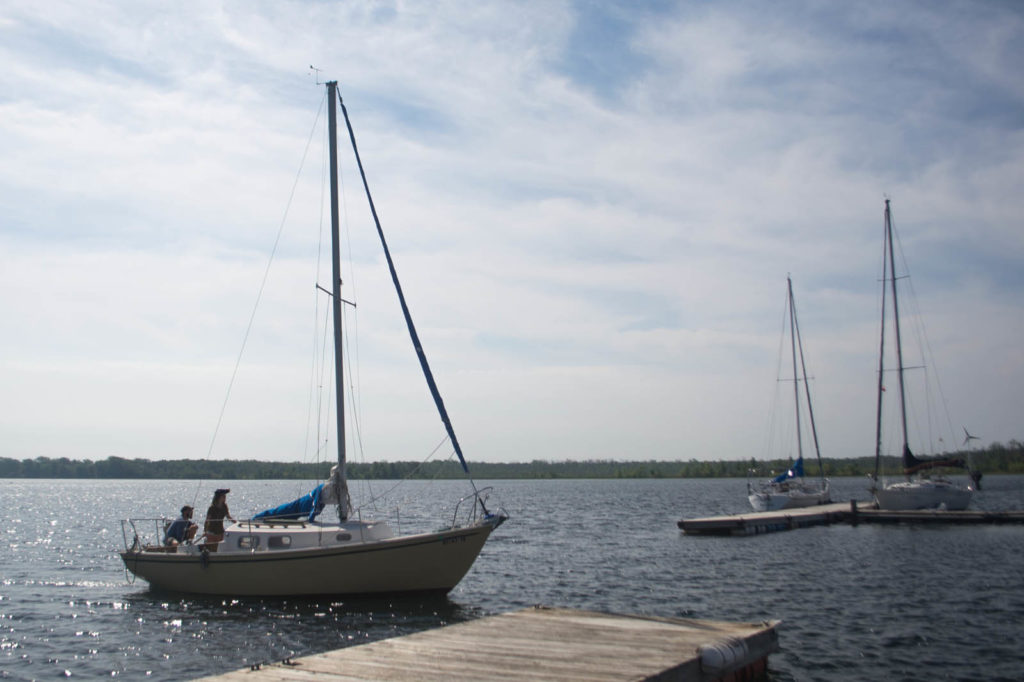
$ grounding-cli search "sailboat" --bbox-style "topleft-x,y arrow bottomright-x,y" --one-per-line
747,276 -> 831,512
870,199 -> 973,511
119,81 -> 506,596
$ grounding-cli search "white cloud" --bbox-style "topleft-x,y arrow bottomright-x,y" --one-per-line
1,1 -> 1022,465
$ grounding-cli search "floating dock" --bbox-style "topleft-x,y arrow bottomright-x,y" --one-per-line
853,507 -> 1024,526
196,606 -> 780,681
679,501 -> 1024,536
679,501 -> 861,536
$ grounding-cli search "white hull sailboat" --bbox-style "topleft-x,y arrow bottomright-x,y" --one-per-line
121,514 -> 499,597
749,488 -> 831,513
870,200 -> 973,511
748,277 -> 831,512
873,479 -> 972,512
120,81 -> 506,596
748,479 -> 831,513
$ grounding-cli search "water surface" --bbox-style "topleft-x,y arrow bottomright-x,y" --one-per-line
1,476 -> 1022,680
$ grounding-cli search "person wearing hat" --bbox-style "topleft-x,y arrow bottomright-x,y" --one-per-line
203,488 -> 235,552
163,505 -> 198,546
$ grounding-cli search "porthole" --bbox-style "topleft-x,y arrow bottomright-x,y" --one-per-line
238,536 -> 260,549
268,536 -> 292,549
336,533 -> 352,542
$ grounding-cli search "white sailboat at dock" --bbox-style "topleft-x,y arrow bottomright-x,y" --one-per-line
870,199 -> 974,511
747,276 -> 830,512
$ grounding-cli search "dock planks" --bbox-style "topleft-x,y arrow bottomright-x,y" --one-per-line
195,606 -> 780,681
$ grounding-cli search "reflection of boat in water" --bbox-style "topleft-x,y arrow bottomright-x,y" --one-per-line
870,200 -> 973,511
748,276 -> 830,512
120,81 -> 506,596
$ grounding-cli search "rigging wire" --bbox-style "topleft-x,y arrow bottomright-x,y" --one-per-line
336,138 -> 378,509
336,87 -> 476,498
759,288 -> 792,467
303,96 -> 331,497
889,209 -> 959,456
351,436 -> 454,515
192,95 -> 326,509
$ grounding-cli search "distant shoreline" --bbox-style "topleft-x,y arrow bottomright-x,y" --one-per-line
2,445 -> 1020,479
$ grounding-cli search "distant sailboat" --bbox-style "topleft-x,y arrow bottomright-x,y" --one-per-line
870,200 -> 973,511
120,80 -> 506,596
748,276 -> 831,512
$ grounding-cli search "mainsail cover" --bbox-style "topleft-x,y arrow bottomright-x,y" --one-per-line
253,467 -> 344,522
254,484 -> 325,522
772,456 -> 805,483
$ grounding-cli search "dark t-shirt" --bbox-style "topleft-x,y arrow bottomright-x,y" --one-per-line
205,503 -> 230,535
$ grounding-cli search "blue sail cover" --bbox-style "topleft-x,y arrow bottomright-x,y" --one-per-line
253,484 -> 325,522
772,456 -> 805,483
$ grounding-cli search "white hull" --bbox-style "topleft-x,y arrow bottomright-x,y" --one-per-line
748,482 -> 831,512
874,479 -> 972,511
121,519 -> 501,597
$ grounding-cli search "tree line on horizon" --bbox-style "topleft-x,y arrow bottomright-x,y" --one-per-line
1,440 -> 1021,479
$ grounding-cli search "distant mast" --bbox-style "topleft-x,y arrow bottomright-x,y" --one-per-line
885,200 -> 912,476
873,199 -> 912,483
787,276 -> 804,465
789,276 -> 826,484
872,203 -> 890,484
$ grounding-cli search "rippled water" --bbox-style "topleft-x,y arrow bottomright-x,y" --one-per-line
2,476 -> 1023,680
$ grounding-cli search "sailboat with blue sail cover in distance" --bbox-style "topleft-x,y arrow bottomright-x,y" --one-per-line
870,199 -> 974,511
747,276 -> 831,512
119,81 -> 506,597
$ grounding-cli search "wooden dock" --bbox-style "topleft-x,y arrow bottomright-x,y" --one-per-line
679,501 -> 1024,536
678,502 -> 861,536
195,606 -> 780,681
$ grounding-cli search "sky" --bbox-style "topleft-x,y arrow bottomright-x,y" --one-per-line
1,1 -> 1022,468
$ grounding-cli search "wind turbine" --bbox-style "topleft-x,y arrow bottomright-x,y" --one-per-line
962,427 -> 980,448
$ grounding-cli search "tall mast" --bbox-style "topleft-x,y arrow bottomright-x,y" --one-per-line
327,81 -> 350,520
787,276 -> 804,465
885,200 -> 912,476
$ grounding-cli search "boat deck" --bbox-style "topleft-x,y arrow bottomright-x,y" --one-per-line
194,606 -> 780,681
679,501 -> 1024,536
